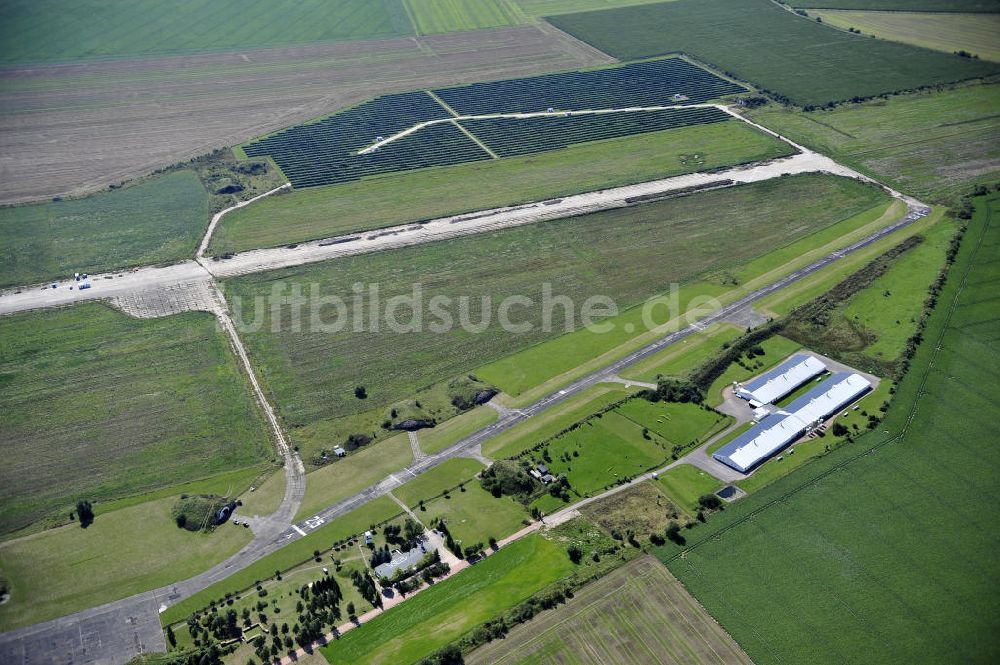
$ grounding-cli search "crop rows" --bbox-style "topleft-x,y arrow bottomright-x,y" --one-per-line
433,58 -> 744,115
463,107 -> 730,157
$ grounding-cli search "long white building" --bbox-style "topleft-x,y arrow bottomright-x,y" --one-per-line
735,353 -> 827,406
714,371 -> 872,473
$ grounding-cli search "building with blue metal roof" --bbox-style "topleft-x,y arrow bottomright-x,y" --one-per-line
735,353 -> 826,405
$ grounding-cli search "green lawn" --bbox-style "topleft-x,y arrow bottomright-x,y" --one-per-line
615,399 -> 730,449
236,467 -> 287,517
527,409 -> 670,513
549,0 -> 997,107
0,304 -> 271,535
224,175 -> 887,464
651,192 -> 1000,664
295,433 -> 412,521
0,170 -> 207,287
749,84 -> 1000,202
321,534 -> 574,665
0,0 -> 413,63
393,458 -> 485,508
160,496 -> 402,626
416,407 -> 498,456
418,483 -> 529,546
623,324 -> 744,383
0,495 -> 253,631
485,384 -> 631,459
842,216 -> 956,361
653,465 -> 722,514
210,120 -> 792,253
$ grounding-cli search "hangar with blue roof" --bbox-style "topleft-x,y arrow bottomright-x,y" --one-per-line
735,353 -> 826,406
715,368 -> 872,474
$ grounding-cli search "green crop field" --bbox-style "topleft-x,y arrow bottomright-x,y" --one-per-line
0,170 -> 207,288
651,193 -> 1000,664
653,465 -> 722,513
224,175 -> 886,461
0,304 -> 271,535
812,10 -> 1000,62
404,0 -> 526,33
160,496 -> 402,626
0,495 -> 253,631
466,555 -> 752,665
322,534 -> 575,665
750,84 -> 1000,201
210,120 -> 792,253
0,0 -> 413,63
549,0 -> 998,106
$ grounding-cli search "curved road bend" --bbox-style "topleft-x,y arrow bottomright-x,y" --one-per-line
0,199 -> 929,665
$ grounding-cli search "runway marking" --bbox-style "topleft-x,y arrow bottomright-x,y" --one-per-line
291,525 -> 307,536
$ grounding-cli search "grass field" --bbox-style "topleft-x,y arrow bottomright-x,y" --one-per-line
210,120 -> 791,253
160,496 -> 402,626
0,0 -> 413,63
516,0 -> 671,14
295,434 -> 412,521
416,406 -> 498,455
466,555 -> 752,665
749,84 -> 1000,201
650,192 -> 1000,664
321,534 -> 575,665
526,409 -> 672,513
615,400 -> 729,449
623,324 -> 744,383
405,0 -> 526,33
579,482 -> 680,537
812,10 -> 1000,62
549,0 -> 998,106
393,458 -> 485,507
653,465 -> 722,514
0,170 -> 207,287
225,175 -> 885,461
418,483 -> 529,546
0,495 -> 253,631
485,384 -> 631,459
0,304 -> 271,535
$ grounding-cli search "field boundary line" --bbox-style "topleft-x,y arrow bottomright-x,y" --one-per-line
425,90 -> 461,118
451,119 -> 500,159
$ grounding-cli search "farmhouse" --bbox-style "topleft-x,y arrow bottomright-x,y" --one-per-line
735,353 -> 826,405
374,546 -> 426,579
715,371 -> 873,473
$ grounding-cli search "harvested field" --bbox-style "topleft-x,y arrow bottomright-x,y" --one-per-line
0,25 -> 610,204
466,555 -> 752,665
